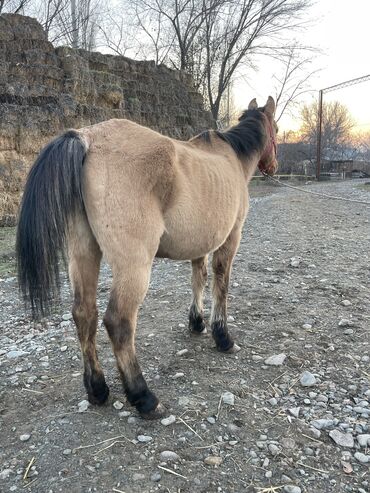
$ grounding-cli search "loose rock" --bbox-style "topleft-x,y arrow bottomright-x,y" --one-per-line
137,435 -> 153,443
113,400 -> 124,410
161,415 -> 176,426
300,371 -> 316,387
221,391 -> 235,405
329,430 -> 354,448
160,450 -> 180,462
354,452 -> 370,464
264,353 -> 286,366
78,400 -> 90,413
204,456 -> 223,466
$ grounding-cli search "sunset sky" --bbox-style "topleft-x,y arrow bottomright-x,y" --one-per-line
234,0 -> 370,132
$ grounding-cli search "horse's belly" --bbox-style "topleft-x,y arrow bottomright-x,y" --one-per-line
156,214 -> 234,260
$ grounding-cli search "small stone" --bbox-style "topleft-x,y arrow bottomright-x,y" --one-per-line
264,353 -> 286,366
160,450 -> 180,461
176,349 -> 188,356
62,313 -> 72,321
113,400 -> 124,410
302,323 -> 312,330
207,417 -> 216,424
118,411 -> 131,418
311,419 -> 334,430
329,430 -> 354,448
60,346 -> 68,352
288,407 -> 300,418
341,461 -> 353,474
178,396 -> 190,406
151,471 -> 161,482
252,355 -> 263,361
172,372 -> 185,379
284,486 -> 301,493
290,258 -> 301,267
221,391 -> 235,405
265,470 -> 272,478
161,415 -> 176,426
137,435 -> 152,443
354,452 -> 370,464
268,444 -> 280,455
343,328 -> 354,335
63,449 -> 72,455
227,315 -> 235,322
7,350 -> 27,359
132,473 -> 146,481
357,434 -> 370,448
268,397 -> 278,406
127,416 -> 137,424
300,371 -> 316,387
338,319 -> 351,327
0,469 -> 13,480
204,455 -> 223,466
281,438 -> 296,449
78,400 -> 90,413
20,434 -> 31,442
341,300 -> 351,306
178,323 -> 185,328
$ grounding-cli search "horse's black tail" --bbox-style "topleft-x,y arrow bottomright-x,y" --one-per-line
16,130 -> 88,319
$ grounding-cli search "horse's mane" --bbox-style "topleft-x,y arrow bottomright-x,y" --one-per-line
199,109 -> 266,158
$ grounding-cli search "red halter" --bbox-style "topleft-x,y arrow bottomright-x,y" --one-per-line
258,116 -> 277,175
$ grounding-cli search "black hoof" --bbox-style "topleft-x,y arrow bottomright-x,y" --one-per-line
212,321 -> 235,352
87,384 -> 110,405
84,372 -> 110,405
140,402 -> 166,420
126,386 -> 161,417
189,312 -> 207,334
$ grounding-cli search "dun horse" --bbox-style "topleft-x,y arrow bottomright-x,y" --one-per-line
16,96 -> 278,419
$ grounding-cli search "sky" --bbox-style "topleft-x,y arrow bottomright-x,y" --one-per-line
233,0 -> 370,132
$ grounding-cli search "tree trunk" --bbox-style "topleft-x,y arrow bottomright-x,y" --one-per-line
71,0 -> 78,48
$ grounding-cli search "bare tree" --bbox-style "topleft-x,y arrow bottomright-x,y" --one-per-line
25,0 -> 103,49
300,100 -> 355,160
272,43 -> 320,122
128,0 -> 312,120
0,0 -> 31,13
202,0 -> 312,120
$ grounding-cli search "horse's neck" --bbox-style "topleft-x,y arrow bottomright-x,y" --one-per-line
240,152 -> 260,183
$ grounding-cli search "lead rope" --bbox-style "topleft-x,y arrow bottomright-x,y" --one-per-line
260,172 -> 370,207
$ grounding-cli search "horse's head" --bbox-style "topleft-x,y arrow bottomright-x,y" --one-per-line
247,96 -> 278,176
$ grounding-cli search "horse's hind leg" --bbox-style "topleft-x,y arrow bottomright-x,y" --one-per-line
103,242 -> 164,419
189,256 -> 208,334
211,227 -> 241,353
69,217 -> 109,405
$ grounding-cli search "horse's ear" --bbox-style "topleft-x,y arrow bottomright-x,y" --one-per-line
264,96 -> 276,116
248,98 -> 258,110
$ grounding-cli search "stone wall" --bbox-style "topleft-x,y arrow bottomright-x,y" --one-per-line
0,14 -> 214,224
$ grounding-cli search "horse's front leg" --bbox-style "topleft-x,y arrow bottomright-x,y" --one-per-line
189,256 -> 208,334
211,228 -> 241,353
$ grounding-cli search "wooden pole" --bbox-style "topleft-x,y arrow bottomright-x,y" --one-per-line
316,89 -> 323,180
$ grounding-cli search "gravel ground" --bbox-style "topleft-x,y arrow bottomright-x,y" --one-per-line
0,179 -> 369,493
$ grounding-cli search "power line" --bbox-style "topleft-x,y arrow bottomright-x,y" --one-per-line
316,74 -> 370,179
322,74 -> 370,94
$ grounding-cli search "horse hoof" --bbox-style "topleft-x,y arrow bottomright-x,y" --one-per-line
140,402 -> 166,420
225,343 -> 241,354
87,383 -> 110,405
191,326 -> 207,336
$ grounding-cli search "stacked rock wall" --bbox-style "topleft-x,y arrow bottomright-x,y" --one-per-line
0,14 -> 213,224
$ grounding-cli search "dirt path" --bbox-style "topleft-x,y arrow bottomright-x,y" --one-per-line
0,180 -> 369,493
